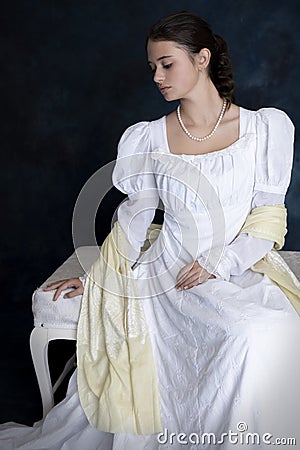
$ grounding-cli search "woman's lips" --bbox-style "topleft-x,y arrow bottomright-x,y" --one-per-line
160,86 -> 171,94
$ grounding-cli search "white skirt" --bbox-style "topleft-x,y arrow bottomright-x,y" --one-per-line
1,269 -> 300,450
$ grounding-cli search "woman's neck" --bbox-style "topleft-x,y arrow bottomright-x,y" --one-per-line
179,79 -> 224,127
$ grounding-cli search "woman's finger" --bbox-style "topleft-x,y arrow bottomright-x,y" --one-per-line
50,280 -> 80,301
186,271 -> 213,289
53,286 -> 67,301
176,271 -> 202,290
176,272 -> 199,289
176,269 -> 197,287
43,280 -> 69,291
176,265 -> 214,290
176,274 -> 198,291
176,262 -> 197,284
63,286 -> 84,299
176,261 -> 203,286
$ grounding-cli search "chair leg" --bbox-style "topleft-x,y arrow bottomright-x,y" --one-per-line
30,327 -> 54,418
30,327 -> 77,418
52,353 -> 76,395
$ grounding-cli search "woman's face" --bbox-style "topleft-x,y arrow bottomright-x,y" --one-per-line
147,40 -> 201,101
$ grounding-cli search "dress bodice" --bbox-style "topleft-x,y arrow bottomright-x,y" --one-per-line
112,106 -> 294,263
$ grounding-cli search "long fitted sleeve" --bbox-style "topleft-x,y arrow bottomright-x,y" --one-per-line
207,192 -> 284,281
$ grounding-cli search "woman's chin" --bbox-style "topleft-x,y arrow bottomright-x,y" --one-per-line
163,93 -> 178,102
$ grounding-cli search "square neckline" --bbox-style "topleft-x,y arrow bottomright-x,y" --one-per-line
162,106 -> 247,158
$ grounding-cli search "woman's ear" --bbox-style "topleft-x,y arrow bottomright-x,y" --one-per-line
195,48 -> 211,71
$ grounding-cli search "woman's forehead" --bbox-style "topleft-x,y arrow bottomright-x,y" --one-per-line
147,40 -> 184,61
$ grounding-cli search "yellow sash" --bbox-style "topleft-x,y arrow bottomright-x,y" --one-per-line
238,204 -> 300,315
76,220 -> 162,435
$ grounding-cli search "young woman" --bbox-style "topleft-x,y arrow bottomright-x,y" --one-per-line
1,11 -> 300,449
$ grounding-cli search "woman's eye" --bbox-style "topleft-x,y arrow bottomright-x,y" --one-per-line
163,63 -> 172,69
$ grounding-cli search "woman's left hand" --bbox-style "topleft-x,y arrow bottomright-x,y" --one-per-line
176,260 -> 216,291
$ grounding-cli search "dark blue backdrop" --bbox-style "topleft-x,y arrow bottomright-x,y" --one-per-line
0,0 -> 299,424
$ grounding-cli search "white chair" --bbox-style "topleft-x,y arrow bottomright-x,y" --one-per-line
30,245 -> 100,418
30,248 -> 300,419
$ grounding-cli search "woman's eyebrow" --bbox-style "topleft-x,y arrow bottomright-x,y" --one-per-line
148,55 -> 174,64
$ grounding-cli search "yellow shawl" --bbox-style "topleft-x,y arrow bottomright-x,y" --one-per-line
238,204 -> 300,315
77,205 -> 300,435
76,220 -> 162,435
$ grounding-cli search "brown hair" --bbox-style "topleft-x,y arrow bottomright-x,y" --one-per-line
146,11 -> 235,109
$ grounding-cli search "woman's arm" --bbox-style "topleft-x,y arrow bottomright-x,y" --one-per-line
176,191 -> 284,290
194,106 -> 295,285
198,191 -> 284,282
112,121 -> 160,265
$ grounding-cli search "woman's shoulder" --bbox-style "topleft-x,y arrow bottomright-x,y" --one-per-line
119,115 -> 165,137
117,120 -> 151,152
249,106 -> 295,194
119,120 -> 150,139
117,116 -> 163,159
243,105 -> 295,130
118,115 -> 166,153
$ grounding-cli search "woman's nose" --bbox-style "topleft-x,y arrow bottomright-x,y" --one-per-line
153,68 -> 164,85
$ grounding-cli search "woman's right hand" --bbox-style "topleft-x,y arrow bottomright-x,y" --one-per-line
43,278 -> 84,301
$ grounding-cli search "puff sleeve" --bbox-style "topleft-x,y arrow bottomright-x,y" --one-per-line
112,121 -> 160,261
198,108 -> 295,281
254,107 -> 295,194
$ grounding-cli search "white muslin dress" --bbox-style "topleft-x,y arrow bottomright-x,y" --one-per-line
1,106 -> 300,449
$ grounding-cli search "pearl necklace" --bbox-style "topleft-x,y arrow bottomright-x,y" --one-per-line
176,99 -> 227,142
